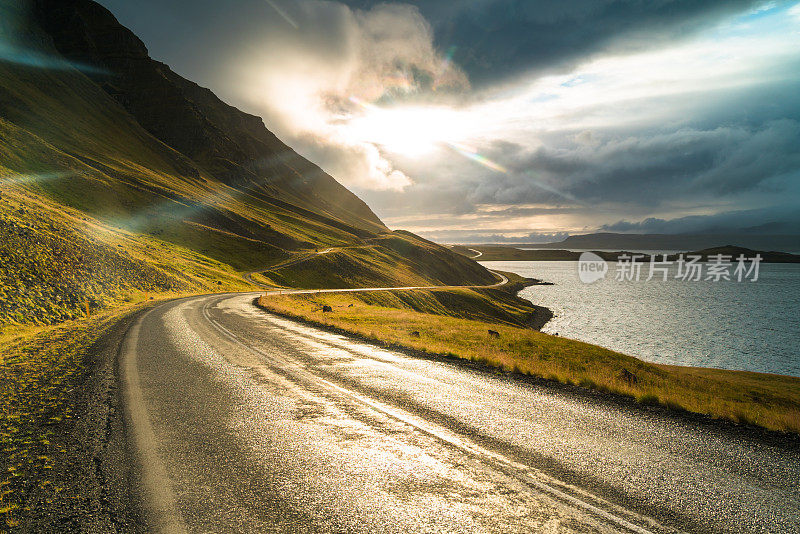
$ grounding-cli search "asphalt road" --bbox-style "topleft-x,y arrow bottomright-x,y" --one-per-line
120,293 -> 800,533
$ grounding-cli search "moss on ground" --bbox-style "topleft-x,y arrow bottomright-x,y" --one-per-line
0,188 -> 251,332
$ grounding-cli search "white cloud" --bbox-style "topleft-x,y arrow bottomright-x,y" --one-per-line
464,22 -> 800,140
790,2 -> 800,19
230,1 -> 466,191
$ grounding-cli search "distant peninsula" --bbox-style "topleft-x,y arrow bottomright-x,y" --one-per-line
452,245 -> 800,263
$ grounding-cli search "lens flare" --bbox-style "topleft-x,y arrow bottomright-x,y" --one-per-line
432,46 -> 457,90
0,171 -> 73,186
446,142 -> 508,173
348,95 -> 379,112
519,171 -> 582,204
0,43 -> 108,74
264,0 -> 299,29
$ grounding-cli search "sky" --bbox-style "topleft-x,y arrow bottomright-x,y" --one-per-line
95,0 -> 800,242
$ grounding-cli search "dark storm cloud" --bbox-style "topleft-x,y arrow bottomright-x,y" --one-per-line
340,0 -> 777,85
360,85 -> 800,226
363,108 -> 800,230
94,0 -> 800,237
467,119 -> 800,207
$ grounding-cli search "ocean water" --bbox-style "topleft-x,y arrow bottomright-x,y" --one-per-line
482,260 -> 800,377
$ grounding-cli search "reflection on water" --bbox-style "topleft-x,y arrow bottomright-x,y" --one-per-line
482,261 -> 800,377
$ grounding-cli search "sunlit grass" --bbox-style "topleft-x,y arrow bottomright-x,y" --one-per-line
0,302 -> 163,529
0,187 -> 256,528
0,188 -> 252,333
255,233 -> 497,290
260,292 -> 800,434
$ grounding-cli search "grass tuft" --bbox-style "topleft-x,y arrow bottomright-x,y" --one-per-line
0,304 -> 157,529
638,394 -> 660,406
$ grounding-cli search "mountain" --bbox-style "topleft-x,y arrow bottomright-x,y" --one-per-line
674,246 -> 800,263
31,0 -> 385,233
0,0 -> 495,327
452,245 -> 800,263
522,233 -> 800,253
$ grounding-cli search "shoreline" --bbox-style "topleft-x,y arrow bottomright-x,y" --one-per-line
254,294 -> 800,440
486,261 -> 800,379
507,273 -> 800,380
487,272 -> 555,331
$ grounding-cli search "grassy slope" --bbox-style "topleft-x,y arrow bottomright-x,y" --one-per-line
0,299 -> 165,528
0,183 -> 262,528
348,289 -> 540,328
0,59 -> 494,286
0,187 -> 250,331
258,291 -> 800,435
274,272 -> 545,327
255,235 -> 497,289
0,61 -> 341,270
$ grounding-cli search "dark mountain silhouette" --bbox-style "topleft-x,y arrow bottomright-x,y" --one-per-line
31,0 -> 384,232
528,233 -> 800,253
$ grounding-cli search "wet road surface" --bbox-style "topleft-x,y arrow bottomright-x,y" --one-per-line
121,293 -> 800,533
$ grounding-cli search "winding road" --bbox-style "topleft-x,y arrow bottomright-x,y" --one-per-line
243,247 -> 507,292
259,269 -> 508,296
119,292 -> 800,533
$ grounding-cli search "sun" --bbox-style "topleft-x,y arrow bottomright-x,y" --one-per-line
344,104 -> 466,157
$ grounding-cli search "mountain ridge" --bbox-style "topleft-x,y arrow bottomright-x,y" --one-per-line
487,232 -> 800,252
30,0 -> 386,233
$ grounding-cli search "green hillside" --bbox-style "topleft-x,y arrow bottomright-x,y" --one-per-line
0,187 -> 255,328
32,0 -> 386,234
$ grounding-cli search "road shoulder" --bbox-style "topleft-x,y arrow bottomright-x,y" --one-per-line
3,307 -> 153,532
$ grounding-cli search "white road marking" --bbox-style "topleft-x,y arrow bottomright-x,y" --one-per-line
120,311 -> 188,534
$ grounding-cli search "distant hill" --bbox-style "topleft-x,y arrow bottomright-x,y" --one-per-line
453,245 -> 800,263
669,246 -> 800,263
496,233 -> 800,253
